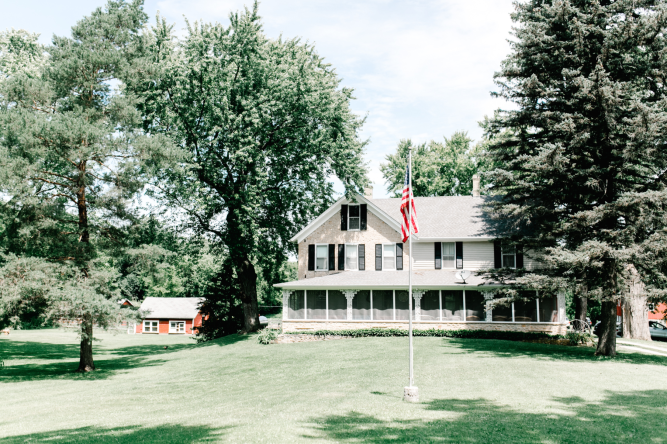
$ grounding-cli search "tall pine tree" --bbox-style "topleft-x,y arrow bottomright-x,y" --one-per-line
0,0 -> 167,370
487,0 -> 667,355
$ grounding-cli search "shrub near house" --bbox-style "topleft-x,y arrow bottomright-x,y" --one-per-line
136,298 -> 204,335
275,181 -> 567,334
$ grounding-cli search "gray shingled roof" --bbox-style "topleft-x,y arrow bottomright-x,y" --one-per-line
371,196 -> 491,238
274,270 -> 503,290
139,297 -> 203,319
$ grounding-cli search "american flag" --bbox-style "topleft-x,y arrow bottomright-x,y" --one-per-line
400,160 -> 419,242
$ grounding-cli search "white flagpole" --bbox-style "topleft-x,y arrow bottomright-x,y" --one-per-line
404,146 -> 418,402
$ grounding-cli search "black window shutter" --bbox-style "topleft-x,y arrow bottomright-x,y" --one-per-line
340,205 -> 348,231
396,243 -> 403,270
434,242 -> 442,269
494,240 -> 502,268
516,244 -> 524,269
456,242 -> 463,269
358,244 -> 365,270
360,204 -> 367,230
308,244 -> 315,271
375,244 -> 382,270
328,244 -> 335,270
338,244 -> 345,270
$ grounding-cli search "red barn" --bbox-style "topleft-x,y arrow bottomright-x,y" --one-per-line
135,297 -> 204,335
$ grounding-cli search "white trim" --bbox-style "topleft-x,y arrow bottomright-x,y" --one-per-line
143,319 -> 159,333
169,320 -> 186,334
289,194 -> 402,243
314,244 -> 329,272
418,237 -> 495,242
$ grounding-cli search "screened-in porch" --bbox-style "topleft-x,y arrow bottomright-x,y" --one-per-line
282,289 -> 561,324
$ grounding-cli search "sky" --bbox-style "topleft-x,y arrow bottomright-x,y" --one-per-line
1,0 -> 516,198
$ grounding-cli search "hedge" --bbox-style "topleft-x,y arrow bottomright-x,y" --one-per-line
284,328 -> 563,341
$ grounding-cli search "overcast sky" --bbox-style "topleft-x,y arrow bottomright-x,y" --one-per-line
1,0 -> 516,198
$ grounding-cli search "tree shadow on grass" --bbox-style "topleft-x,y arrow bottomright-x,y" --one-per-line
0,333 -> 251,383
305,390 -> 667,443
0,423 -> 228,444
443,338 -> 667,366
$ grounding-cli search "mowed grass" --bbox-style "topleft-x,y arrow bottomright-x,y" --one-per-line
1,330 -> 667,443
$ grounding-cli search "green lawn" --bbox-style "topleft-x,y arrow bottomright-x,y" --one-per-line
1,329 -> 666,443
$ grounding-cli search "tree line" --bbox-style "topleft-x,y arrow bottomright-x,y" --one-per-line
2,0 -> 667,371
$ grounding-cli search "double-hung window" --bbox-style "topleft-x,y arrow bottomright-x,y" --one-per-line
345,244 -> 358,270
169,321 -> 185,333
348,205 -> 360,230
502,243 -> 516,268
442,242 -> 455,268
315,244 -> 328,271
383,244 -> 396,270
143,320 -> 158,333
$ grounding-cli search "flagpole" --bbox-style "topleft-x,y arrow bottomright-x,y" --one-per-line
404,146 -> 418,402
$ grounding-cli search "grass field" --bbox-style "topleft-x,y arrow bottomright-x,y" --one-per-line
1,329 -> 666,443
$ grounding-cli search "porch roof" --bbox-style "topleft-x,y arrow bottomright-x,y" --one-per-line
274,270 -> 505,290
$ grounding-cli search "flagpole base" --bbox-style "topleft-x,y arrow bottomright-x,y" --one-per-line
403,386 -> 419,403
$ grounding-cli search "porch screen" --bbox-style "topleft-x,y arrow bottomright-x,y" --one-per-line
419,290 -> 440,321
328,290 -> 347,320
307,290 -> 326,320
539,296 -> 558,322
395,290 -> 410,320
514,292 -> 537,322
372,290 -> 393,320
353,290 -> 371,320
492,295 -> 513,322
464,291 -> 485,321
442,290 -> 464,321
289,290 -> 305,319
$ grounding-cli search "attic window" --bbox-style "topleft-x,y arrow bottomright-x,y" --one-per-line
348,205 -> 360,230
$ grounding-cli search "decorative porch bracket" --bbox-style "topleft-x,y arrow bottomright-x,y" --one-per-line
342,291 -> 358,320
412,290 -> 426,321
483,292 -> 494,322
282,290 -> 293,321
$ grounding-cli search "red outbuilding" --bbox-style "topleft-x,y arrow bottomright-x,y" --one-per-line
135,297 -> 204,335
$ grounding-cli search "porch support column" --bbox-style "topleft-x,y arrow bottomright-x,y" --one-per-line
557,290 -> 566,323
412,290 -> 426,321
343,290 -> 358,320
282,290 -> 293,321
483,292 -> 494,322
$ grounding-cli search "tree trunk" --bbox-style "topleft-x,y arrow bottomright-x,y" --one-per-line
77,313 -> 95,372
76,177 -> 95,371
237,257 -> 260,333
595,300 -> 617,356
574,294 -> 588,331
622,265 -> 651,341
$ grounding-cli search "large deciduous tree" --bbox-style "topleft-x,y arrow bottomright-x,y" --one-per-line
486,0 -> 667,355
126,3 -> 368,332
0,0 -> 166,370
381,132 -> 490,197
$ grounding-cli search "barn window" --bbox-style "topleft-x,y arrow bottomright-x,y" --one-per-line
169,321 -> 185,333
143,320 -> 158,333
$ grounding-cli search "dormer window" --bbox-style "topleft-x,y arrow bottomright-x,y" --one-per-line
348,205 -> 360,230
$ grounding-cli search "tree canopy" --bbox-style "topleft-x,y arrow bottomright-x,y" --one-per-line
381,132 -> 491,197
125,3 -> 368,331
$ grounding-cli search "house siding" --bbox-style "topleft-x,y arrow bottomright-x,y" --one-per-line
412,242 -> 434,270
462,241 -> 494,270
298,209 -> 409,279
